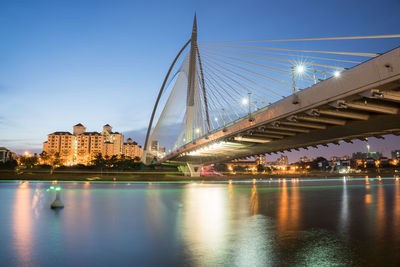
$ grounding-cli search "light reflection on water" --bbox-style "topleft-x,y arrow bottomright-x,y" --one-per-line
1,178 -> 400,266
13,182 -> 33,266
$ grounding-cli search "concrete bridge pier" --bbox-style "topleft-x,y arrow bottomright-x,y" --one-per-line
178,163 -> 203,177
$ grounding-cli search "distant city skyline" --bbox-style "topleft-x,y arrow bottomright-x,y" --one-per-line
1,0 -> 400,161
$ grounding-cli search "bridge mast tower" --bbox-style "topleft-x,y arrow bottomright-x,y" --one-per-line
184,14 -> 198,143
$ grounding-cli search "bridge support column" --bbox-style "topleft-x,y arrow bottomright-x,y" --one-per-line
178,163 -> 203,177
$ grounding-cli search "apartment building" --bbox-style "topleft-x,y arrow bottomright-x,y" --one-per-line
43,123 -> 142,165
123,138 -> 143,160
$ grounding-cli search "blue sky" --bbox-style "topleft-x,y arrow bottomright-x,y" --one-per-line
1,0 -> 400,161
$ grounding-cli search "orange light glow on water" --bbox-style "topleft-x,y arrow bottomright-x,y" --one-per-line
377,184 -> 386,239
365,194 -> 372,204
394,178 -> 400,240
13,182 -> 33,265
250,185 -> 258,215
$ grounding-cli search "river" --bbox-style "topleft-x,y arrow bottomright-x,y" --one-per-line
1,177 -> 399,266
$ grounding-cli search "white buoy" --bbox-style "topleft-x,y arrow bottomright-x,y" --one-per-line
51,188 -> 64,209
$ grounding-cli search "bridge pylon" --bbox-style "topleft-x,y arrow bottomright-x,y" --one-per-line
184,14 -> 199,143
143,14 -> 211,165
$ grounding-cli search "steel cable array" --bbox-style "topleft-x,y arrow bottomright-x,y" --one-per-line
147,34 -> 400,157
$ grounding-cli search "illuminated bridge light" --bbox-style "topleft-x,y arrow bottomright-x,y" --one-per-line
295,65 -> 305,74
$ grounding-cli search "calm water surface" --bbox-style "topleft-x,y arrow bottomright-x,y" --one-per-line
1,177 -> 400,266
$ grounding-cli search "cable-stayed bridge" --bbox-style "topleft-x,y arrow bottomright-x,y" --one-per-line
143,16 -> 400,176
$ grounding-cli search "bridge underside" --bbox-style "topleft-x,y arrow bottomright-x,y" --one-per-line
161,46 -> 400,165
170,113 -> 400,165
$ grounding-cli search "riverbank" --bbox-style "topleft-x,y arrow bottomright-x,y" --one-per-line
0,169 -> 398,181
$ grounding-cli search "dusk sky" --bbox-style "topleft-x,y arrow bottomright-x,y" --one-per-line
1,0 -> 400,162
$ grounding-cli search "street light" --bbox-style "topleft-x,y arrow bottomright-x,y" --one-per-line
291,64 -> 305,105
312,68 -> 317,84
247,92 -> 254,121
222,108 -> 227,132
295,65 -> 305,74
242,93 -> 254,121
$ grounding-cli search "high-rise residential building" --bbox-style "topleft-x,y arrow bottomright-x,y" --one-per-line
43,131 -> 74,163
76,130 -> 90,164
150,140 -> 166,158
123,138 -> 143,160
86,132 -> 104,158
73,123 -> 86,135
103,142 -> 115,157
43,123 -> 142,165
100,124 -> 124,155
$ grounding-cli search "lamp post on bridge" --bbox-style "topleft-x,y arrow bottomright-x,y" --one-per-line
312,68 -> 317,84
247,92 -> 254,122
242,92 -> 255,122
291,65 -> 305,104
222,108 -> 227,132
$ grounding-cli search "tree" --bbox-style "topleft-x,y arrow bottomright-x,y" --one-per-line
52,152 -> 63,167
91,153 -> 105,168
0,160 -> 18,170
109,155 -> 119,168
214,163 -> 227,172
233,165 -> 246,173
18,155 -> 39,168
257,164 -> 266,173
40,151 -> 50,164
311,157 -> 329,170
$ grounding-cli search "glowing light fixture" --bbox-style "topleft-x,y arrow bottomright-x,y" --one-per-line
333,71 -> 341,77
295,65 -> 305,74
242,98 -> 248,105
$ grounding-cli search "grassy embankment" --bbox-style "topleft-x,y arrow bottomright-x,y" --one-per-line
0,168 -> 398,182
